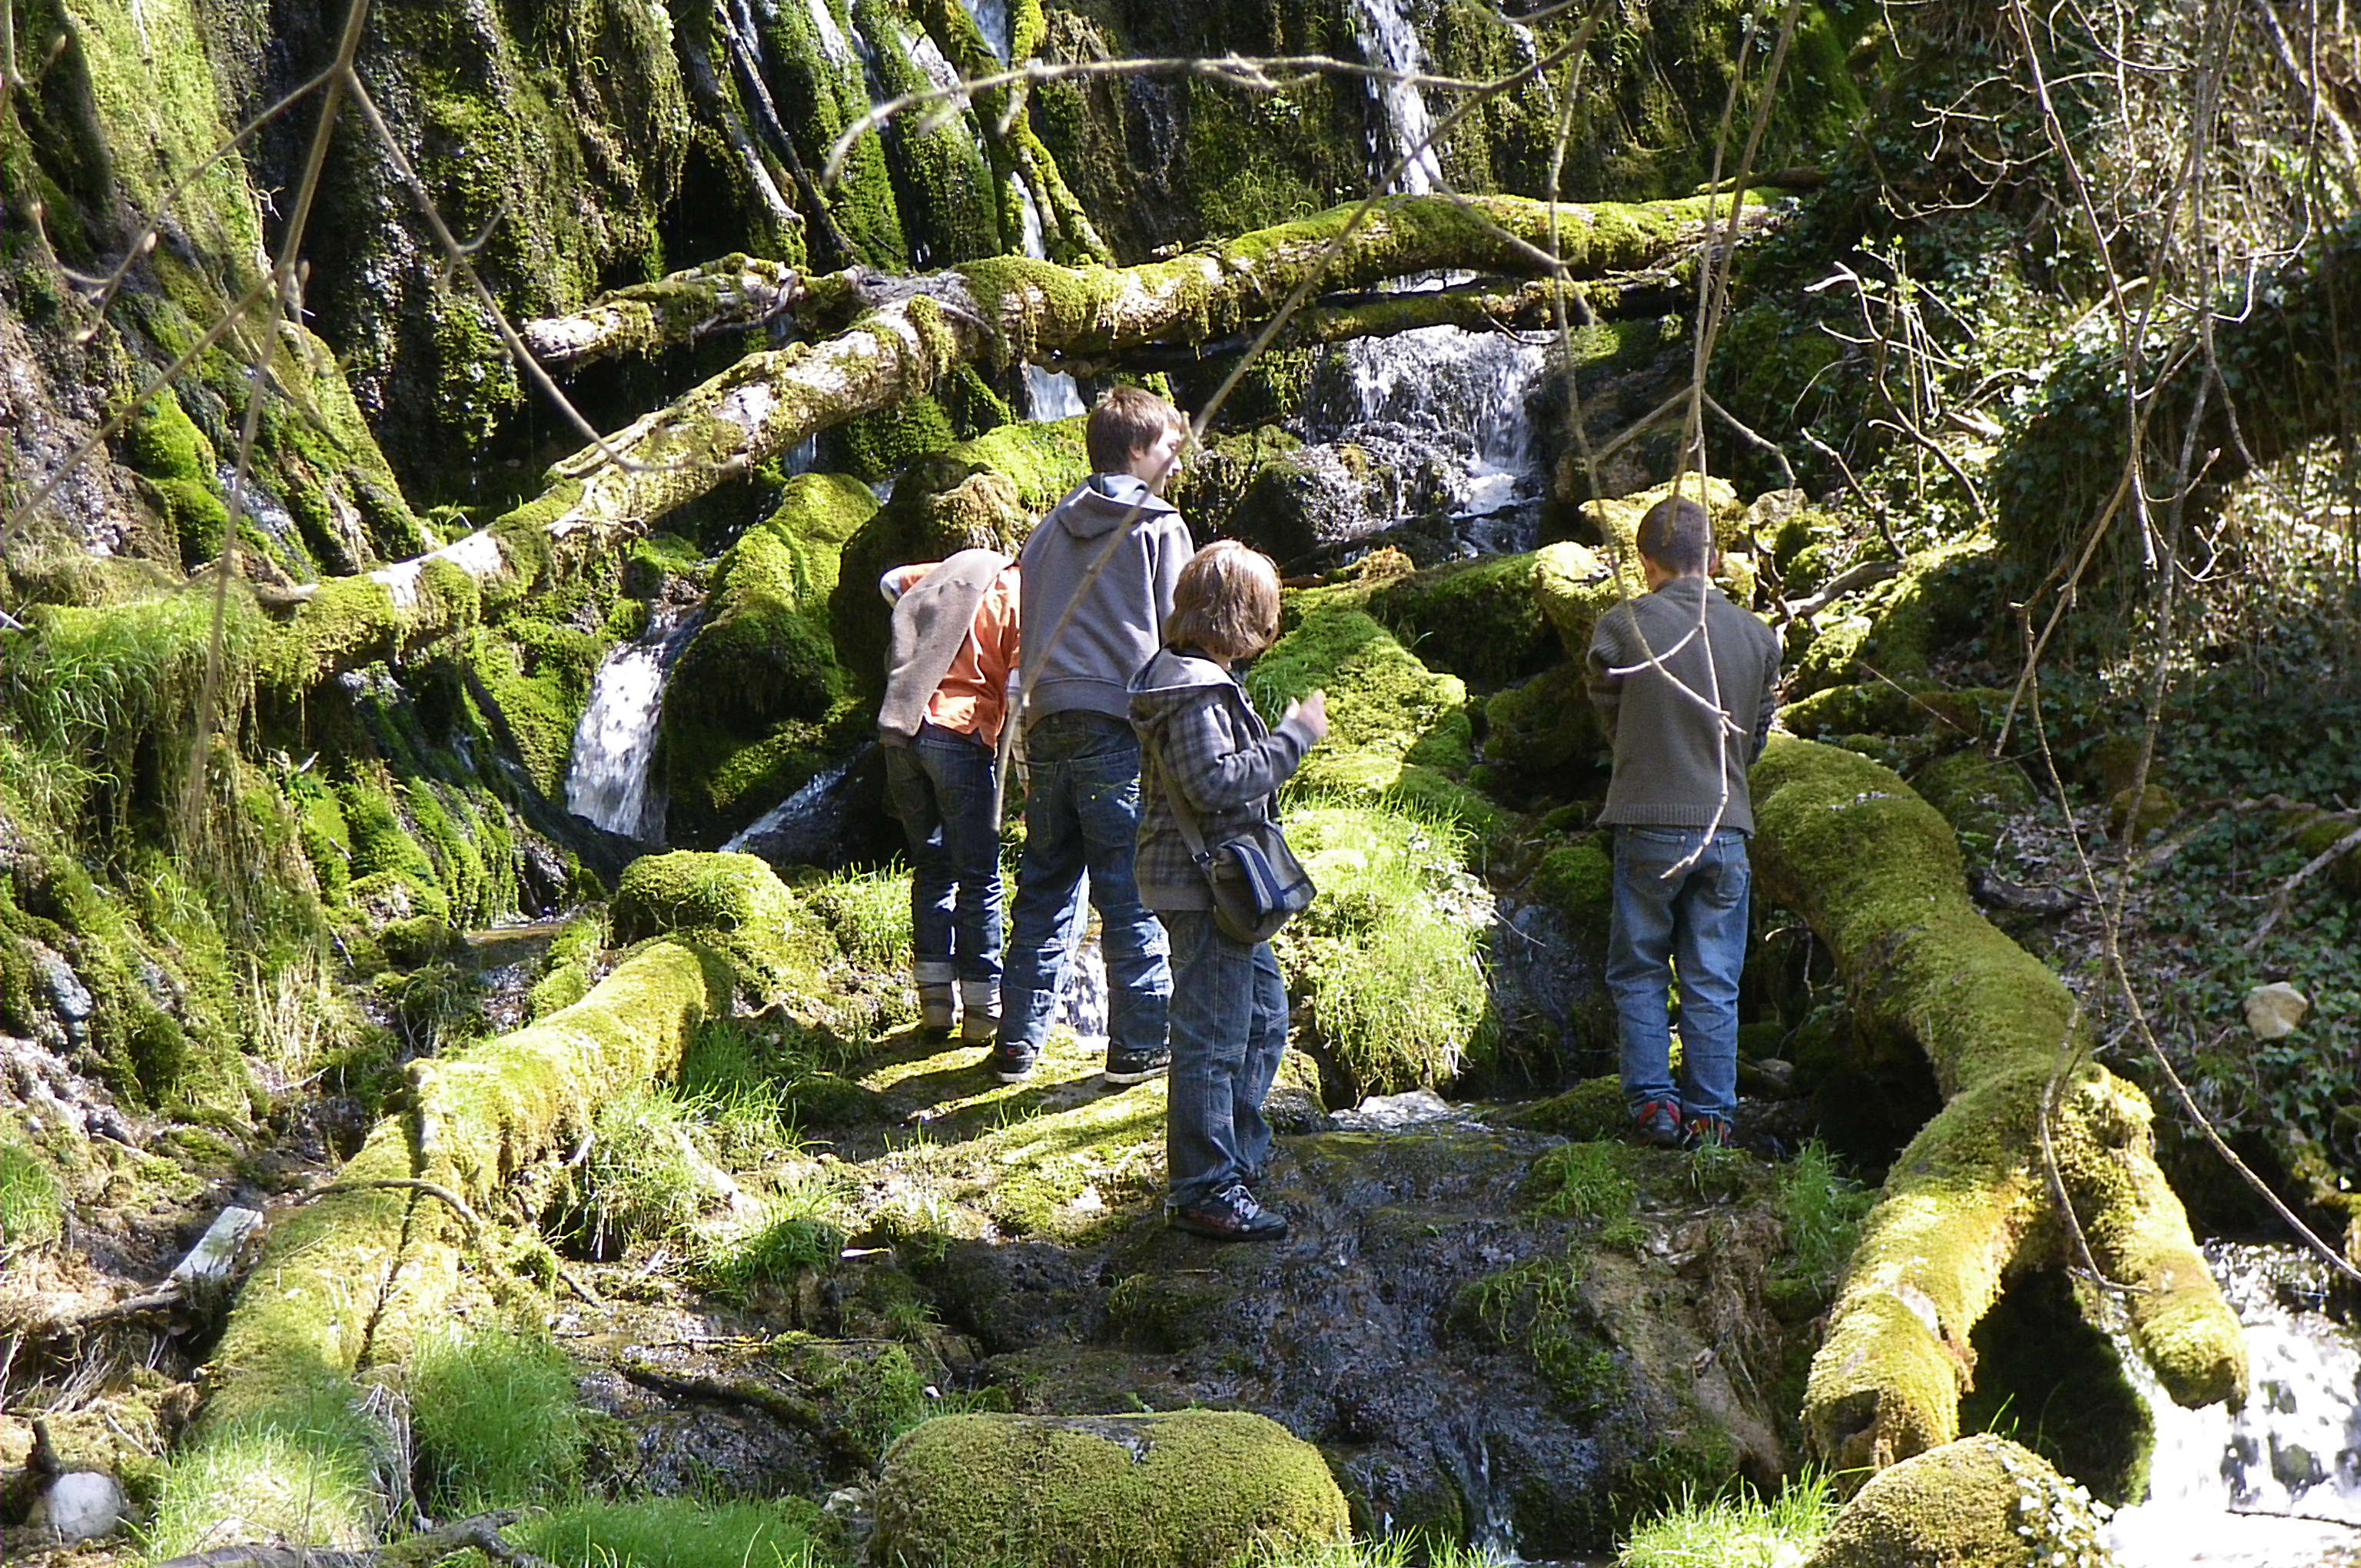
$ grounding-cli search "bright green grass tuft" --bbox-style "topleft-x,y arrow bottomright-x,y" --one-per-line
1618,1473 -> 1838,1567
510,1497 -> 825,1568
1526,1141 -> 1643,1246
0,1139 -> 65,1252
1774,1140 -> 1873,1284
698,1184 -> 848,1303
803,862 -> 915,972
408,1324 -> 585,1511
577,1088 -> 726,1255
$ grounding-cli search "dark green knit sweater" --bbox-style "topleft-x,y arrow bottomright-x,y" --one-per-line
1583,576 -> 1782,833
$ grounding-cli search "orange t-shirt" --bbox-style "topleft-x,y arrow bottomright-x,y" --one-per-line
891,562 -> 1021,748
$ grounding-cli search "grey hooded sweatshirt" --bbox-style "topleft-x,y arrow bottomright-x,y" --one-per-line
1018,473 -> 1194,727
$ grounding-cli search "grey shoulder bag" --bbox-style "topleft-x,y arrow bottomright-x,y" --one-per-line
1148,690 -> 1315,945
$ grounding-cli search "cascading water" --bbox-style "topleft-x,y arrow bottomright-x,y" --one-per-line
1352,0 -> 1442,194
957,0 -> 1011,62
1016,180 -> 1087,420
563,608 -> 702,842
2107,1241 -> 2361,1568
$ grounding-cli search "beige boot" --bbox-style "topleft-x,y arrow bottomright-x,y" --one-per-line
915,960 -> 956,1035
959,978 -> 1000,1044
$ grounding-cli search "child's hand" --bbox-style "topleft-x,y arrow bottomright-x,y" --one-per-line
1286,689 -> 1330,743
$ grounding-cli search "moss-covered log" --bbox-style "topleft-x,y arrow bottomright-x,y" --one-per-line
1749,737 -> 2244,1479
520,255 -> 844,369
251,190 -> 1776,687
154,853 -> 829,1553
1994,216 -> 2361,585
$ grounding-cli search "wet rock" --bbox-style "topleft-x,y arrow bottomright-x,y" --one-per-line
958,1121 -> 1792,1558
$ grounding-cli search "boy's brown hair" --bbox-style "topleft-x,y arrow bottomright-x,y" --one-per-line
1636,494 -> 1716,575
1164,540 -> 1281,662
1085,385 -> 1187,473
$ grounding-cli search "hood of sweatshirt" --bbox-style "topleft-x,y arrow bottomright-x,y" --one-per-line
1057,473 -> 1180,540
1128,646 -> 1237,726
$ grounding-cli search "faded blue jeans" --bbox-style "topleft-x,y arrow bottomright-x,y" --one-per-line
1161,908 -> 1287,1207
1000,711 -> 1171,1056
1606,825 -> 1751,1121
884,723 -> 1004,985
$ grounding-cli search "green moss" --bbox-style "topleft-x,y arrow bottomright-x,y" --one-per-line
1532,838 -> 1612,945
870,1410 -> 1350,1568
1366,550 -> 1556,688
1496,1075 -> 1627,1141
1250,603 -> 1473,778
1483,663 -> 1606,800
1532,542 -> 1632,660
1805,1434 -> 2110,1568
0,1138 -> 65,1251
1456,1246 -> 1625,1415
1911,751 -> 2034,861
409,1322 -> 586,1512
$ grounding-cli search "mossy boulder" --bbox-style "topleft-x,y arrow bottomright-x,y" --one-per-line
1249,603 -> 1473,776
1803,1434 -> 2111,1568
832,452 -> 1038,699
1569,474 -> 1743,559
1533,541 -> 1629,659
1483,663 -> 1606,799
2108,784 -> 2179,841
1367,551 -> 1556,688
1779,683 -> 2008,743
1531,837 -> 1612,946
868,1410 -> 1349,1568
613,851 -> 802,946
1791,537 -> 2001,696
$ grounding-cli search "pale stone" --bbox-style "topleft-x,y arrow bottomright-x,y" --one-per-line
31,1472 -> 125,1544
2245,982 -> 2310,1040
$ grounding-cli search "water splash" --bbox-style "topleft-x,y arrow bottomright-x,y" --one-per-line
2107,1241 -> 2361,1567
563,610 -> 701,842
1014,179 -> 1085,419
1352,0 -> 1443,194
1051,929 -> 1107,1051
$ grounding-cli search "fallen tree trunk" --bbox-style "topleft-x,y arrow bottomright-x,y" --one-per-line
154,854 -> 829,1552
1749,736 -> 2246,1479
261,190 -> 1777,691
518,254 -> 846,369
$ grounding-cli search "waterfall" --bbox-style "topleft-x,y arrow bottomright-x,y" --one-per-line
563,609 -> 701,842
1298,304 -> 1554,556
1015,180 -> 1086,420
957,0 -> 1011,62
2107,1241 -> 2361,1568
1352,0 -> 1442,194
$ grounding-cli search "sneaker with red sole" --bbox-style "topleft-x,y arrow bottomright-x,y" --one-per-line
1631,1098 -> 1685,1148
1167,1183 -> 1287,1242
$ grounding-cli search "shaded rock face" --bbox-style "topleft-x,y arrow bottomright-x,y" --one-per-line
918,1120 -> 1790,1557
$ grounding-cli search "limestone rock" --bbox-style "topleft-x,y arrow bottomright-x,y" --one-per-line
29,1471 -> 125,1545
868,1410 -> 1348,1568
2244,982 -> 2310,1041
1804,1434 -> 2110,1568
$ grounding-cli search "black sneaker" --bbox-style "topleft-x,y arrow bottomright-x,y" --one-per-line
1167,1183 -> 1287,1242
987,1041 -> 1038,1083
1631,1098 -> 1684,1148
1102,1045 -> 1171,1086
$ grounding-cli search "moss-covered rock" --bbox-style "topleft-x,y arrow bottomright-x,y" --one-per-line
869,1410 -> 1349,1568
1534,541 -> 1631,659
1911,751 -> 2036,862
1250,603 -> 1473,776
1531,836 -> 1613,946
1802,1433 -> 2111,1568
1483,663 -> 1607,799
613,851 -> 803,946
1367,551 -> 1556,688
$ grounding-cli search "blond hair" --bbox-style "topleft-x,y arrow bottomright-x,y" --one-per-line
1086,385 -> 1187,473
1164,540 -> 1281,662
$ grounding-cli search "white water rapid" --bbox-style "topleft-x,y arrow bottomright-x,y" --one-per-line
563,610 -> 700,842
1353,0 -> 1443,194
2108,1241 -> 2361,1568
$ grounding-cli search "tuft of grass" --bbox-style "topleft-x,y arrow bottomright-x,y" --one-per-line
1773,1140 -> 1873,1284
145,1410 -> 385,1559
1276,800 -> 1490,1095
1526,1141 -> 1643,1244
575,1088 -> 732,1257
698,1184 -> 847,1303
407,1323 -> 585,1512
0,1139 -> 65,1254
803,862 -> 915,972
1618,1472 -> 1838,1567
1250,1536 -> 1497,1567
510,1496 -> 825,1568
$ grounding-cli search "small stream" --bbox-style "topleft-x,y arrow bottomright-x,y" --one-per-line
2110,1241 -> 2361,1567
563,607 -> 702,842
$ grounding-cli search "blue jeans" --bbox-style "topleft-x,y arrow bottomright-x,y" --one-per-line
885,724 -> 1004,985
1606,826 -> 1750,1121
1001,711 -> 1171,1055
1161,909 -> 1287,1206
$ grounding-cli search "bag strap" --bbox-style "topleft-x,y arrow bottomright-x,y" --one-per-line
1147,738 -> 1217,868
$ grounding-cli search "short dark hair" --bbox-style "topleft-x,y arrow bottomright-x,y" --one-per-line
1164,540 -> 1281,660
1086,386 -> 1186,473
1636,495 -> 1715,574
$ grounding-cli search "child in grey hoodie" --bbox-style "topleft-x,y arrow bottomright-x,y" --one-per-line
990,387 -> 1196,1085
